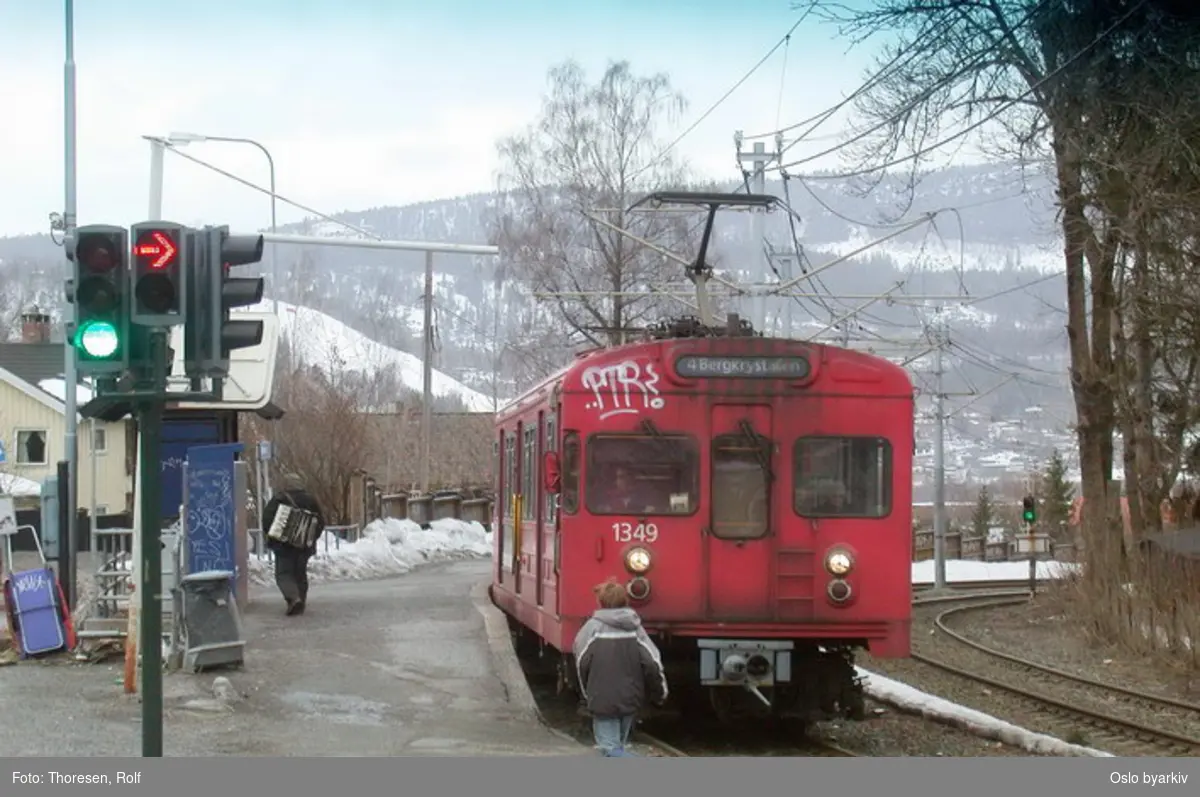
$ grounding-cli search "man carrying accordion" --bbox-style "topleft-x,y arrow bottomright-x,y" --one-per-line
263,472 -> 327,616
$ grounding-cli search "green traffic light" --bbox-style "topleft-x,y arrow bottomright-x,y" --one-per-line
76,320 -> 120,358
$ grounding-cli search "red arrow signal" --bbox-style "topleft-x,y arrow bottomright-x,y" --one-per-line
134,231 -> 178,270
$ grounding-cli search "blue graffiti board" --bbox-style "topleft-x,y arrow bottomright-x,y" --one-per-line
185,443 -> 243,581
161,419 -> 222,519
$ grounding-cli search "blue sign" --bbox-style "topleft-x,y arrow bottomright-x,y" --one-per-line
185,443 -> 243,582
161,420 -> 222,519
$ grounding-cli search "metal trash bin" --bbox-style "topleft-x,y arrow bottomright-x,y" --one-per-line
177,569 -> 245,673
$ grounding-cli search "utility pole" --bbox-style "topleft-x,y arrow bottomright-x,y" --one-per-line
62,0 -> 79,609
491,268 -> 502,413
420,251 -> 434,493
931,313 -> 948,590
735,133 -> 781,333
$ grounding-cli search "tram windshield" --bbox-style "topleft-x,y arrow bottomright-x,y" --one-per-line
793,436 -> 892,518
585,433 -> 699,516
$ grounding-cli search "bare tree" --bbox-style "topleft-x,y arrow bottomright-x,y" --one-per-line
492,60 -> 701,357
243,339 -> 380,524
792,0 -> 1199,548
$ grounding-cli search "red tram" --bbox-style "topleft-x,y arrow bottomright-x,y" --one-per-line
489,193 -> 915,723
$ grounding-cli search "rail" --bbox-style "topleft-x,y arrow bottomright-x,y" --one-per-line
913,596 -> 1200,756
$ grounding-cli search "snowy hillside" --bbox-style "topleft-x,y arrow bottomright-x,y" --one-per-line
253,298 -> 493,412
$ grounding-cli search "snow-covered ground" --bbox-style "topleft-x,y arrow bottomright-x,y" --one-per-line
245,517 -> 493,585
912,559 -> 1078,584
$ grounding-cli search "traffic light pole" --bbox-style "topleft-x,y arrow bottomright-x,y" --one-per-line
62,0 -> 80,612
137,328 -> 169,758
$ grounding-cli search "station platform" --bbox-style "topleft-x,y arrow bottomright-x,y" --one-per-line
218,558 -> 588,756
0,558 -> 590,757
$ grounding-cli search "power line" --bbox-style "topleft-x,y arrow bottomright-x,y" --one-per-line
767,0 -> 1148,179
764,0 -> 1053,165
161,143 -> 383,242
737,9 -> 960,143
634,11 -> 813,180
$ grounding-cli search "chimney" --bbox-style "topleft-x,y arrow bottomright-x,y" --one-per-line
20,309 -> 52,344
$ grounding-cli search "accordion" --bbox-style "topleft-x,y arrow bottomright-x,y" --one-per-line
266,503 -> 324,549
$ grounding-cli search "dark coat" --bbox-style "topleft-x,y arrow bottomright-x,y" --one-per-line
263,488 -> 326,555
572,607 -> 668,717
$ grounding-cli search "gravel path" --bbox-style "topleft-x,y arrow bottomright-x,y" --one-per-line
861,599 -> 1200,755
960,592 -> 1200,704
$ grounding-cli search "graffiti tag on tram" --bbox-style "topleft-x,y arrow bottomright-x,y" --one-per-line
581,359 -> 665,420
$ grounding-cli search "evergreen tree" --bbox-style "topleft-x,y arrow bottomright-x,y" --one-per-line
1040,449 -> 1075,541
971,485 -> 994,538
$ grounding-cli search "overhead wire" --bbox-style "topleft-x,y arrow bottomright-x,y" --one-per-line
768,0 -> 1149,179
737,8 -> 962,143
633,8 -> 815,181
758,0 -> 1053,167
159,141 -> 385,242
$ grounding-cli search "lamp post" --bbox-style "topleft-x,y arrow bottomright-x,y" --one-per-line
146,132 -> 279,315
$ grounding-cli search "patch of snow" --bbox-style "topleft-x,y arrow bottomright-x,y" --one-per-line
856,667 -> 1112,756
912,559 -> 1078,584
37,378 -> 93,404
247,298 -> 493,412
0,472 -> 42,497
247,517 -> 493,585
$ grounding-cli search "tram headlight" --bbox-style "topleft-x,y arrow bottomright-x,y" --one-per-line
825,548 -> 854,576
625,547 -> 652,574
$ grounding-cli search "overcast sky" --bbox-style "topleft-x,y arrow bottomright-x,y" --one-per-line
0,0 -> 944,239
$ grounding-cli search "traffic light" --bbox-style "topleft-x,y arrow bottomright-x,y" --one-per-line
130,221 -> 187,326
67,225 -> 129,375
1022,495 -> 1036,524
195,226 -> 264,376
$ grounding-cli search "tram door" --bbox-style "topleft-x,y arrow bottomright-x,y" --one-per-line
705,403 -> 775,619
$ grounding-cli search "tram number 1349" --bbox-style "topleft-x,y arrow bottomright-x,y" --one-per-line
612,521 -> 659,543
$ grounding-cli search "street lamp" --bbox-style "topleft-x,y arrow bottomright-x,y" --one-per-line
146,132 -> 279,316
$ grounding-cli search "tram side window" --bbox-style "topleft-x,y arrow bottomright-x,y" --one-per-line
545,416 -> 557,523
793,436 -> 892,518
711,432 -> 771,539
561,432 -> 581,515
522,427 -> 537,521
503,433 -> 517,518
585,434 -> 699,516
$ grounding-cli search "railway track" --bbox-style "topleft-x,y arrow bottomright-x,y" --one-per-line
912,595 -> 1200,756
633,725 -> 860,757
912,579 -> 1045,594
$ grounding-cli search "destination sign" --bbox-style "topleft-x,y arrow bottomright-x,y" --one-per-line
674,354 -> 811,379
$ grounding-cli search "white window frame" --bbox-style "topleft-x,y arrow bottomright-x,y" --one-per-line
13,427 -> 50,466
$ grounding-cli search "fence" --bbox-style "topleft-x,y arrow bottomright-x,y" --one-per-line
912,529 -> 1074,564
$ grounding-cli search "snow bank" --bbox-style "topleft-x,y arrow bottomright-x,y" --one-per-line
247,518 -> 494,585
856,667 -> 1113,757
912,559 -> 1078,585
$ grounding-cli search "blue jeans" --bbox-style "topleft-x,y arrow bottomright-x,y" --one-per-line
592,715 -> 636,756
